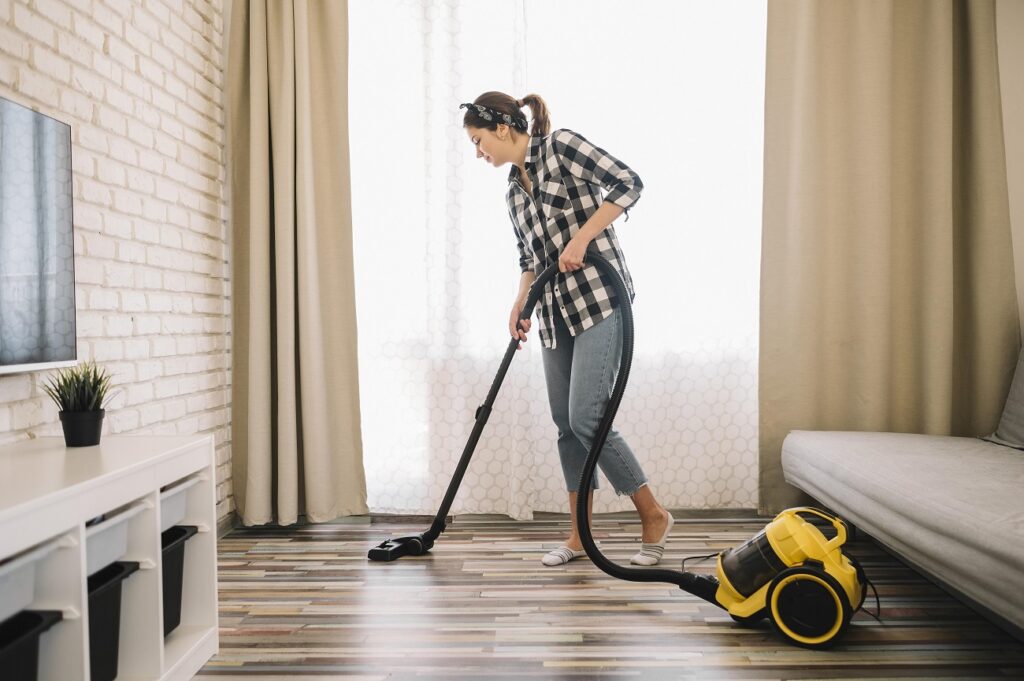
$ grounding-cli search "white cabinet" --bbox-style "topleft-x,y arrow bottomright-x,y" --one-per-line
0,436 -> 219,681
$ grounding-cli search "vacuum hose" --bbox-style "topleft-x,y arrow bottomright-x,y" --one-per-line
520,254 -> 722,604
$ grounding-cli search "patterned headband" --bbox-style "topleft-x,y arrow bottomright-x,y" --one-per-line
460,102 -> 529,132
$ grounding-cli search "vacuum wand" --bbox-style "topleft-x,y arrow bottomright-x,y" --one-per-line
368,261 -> 562,562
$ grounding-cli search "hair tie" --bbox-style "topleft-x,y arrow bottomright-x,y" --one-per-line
516,98 -> 524,107
459,102 -> 528,132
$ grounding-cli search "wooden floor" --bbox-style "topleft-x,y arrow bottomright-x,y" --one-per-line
197,515 -> 1024,680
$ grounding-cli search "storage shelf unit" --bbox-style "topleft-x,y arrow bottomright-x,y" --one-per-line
0,435 -> 218,681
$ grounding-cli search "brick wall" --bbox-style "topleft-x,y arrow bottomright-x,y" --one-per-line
0,0 -> 234,524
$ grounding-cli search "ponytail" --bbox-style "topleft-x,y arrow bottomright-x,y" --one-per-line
519,93 -> 550,137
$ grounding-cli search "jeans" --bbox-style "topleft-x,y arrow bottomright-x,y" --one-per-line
541,307 -> 648,495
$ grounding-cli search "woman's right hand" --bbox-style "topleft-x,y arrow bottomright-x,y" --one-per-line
509,297 -> 531,350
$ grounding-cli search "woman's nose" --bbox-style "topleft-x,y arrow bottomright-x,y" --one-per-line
476,148 -> 484,159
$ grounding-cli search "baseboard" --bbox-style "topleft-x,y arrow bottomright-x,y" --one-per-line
218,508 -> 765,531
531,508 -> 763,521
217,511 -> 240,538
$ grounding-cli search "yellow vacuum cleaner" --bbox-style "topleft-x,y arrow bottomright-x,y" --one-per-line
369,254 -> 870,649
713,506 -> 867,647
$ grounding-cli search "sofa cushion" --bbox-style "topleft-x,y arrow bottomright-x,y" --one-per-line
985,348 -> 1024,450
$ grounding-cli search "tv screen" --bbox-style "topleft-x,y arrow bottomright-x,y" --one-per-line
0,96 -> 76,375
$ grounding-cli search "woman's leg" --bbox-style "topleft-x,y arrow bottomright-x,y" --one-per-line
568,309 -> 671,543
541,311 -> 597,552
630,484 -> 671,542
565,489 -> 594,551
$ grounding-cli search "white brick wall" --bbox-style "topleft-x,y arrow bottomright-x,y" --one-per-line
0,0 -> 234,524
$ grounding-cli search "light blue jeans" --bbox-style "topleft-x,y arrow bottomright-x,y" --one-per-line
541,307 -> 648,495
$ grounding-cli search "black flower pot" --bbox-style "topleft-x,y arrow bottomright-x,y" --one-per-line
59,409 -> 105,447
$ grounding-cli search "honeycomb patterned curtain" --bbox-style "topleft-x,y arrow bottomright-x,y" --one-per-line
349,1 -> 767,518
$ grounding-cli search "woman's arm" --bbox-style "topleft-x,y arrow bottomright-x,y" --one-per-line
550,129 -> 640,271
559,202 -> 624,272
551,128 -> 643,216
575,201 -> 625,244
510,270 -> 537,345
516,270 -> 536,303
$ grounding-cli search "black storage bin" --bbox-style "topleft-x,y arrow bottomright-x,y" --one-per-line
88,560 -> 139,681
161,525 -> 198,636
0,610 -> 62,681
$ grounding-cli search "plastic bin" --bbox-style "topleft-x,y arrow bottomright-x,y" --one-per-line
85,501 -> 147,576
161,525 -> 198,636
0,610 -> 63,681
159,476 -> 201,533
0,538 -> 61,623
87,561 -> 139,681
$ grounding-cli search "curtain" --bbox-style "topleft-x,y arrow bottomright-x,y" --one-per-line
227,0 -> 367,525
760,0 -> 1019,513
350,0 -> 767,518
0,103 -> 76,367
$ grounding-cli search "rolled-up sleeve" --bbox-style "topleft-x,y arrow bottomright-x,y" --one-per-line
551,128 -> 643,214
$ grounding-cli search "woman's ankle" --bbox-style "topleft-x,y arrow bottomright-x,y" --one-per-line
640,506 -> 668,525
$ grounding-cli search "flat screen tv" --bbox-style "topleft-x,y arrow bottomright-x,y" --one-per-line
0,95 -> 77,375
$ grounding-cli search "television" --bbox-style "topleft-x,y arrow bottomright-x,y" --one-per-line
0,95 -> 77,375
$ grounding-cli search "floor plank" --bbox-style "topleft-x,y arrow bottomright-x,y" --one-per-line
196,515 -> 1024,680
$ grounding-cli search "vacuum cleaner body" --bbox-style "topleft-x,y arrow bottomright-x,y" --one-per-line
714,507 -> 867,647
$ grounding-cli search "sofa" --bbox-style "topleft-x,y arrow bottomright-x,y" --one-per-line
781,352 -> 1024,638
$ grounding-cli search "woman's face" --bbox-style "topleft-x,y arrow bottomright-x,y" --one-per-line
466,125 -> 509,167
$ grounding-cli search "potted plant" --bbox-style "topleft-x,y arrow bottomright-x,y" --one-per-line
42,361 -> 114,447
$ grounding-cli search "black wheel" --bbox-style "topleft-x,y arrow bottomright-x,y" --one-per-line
730,611 -> 766,628
767,566 -> 852,649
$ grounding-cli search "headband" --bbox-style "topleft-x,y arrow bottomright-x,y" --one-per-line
460,102 -> 529,132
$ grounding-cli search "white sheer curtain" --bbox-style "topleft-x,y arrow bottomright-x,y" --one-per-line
350,0 -> 766,517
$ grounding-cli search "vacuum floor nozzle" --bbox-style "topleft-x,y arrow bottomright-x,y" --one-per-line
367,533 -> 434,562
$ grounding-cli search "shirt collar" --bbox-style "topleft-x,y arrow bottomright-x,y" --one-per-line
525,134 -> 542,165
508,135 -> 544,184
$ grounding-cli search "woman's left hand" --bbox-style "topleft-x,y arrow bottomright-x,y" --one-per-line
559,236 -> 589,273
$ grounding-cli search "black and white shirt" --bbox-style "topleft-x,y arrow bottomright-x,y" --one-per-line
506,128 -> 643,349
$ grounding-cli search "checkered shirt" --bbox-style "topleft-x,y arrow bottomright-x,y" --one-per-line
506,128 -> 643,349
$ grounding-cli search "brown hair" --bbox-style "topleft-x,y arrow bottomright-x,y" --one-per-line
462,91 -> 551,138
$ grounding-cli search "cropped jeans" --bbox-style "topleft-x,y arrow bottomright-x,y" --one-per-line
541,307 -> 648,495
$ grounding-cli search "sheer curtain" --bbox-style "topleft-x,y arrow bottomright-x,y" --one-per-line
349,0 -> 766,517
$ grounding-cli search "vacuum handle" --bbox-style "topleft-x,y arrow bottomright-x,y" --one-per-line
789,506 -> 848,551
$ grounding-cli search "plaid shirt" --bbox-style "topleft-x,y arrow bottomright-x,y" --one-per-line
506,128 -> 643,349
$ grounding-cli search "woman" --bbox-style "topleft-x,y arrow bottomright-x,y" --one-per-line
461,91 -> 674,567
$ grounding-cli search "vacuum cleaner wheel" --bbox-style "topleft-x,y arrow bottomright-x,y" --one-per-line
767,566 -> 851,649
729,611 -> 767,628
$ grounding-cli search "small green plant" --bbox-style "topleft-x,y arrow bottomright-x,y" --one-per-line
42,361 -> 114,412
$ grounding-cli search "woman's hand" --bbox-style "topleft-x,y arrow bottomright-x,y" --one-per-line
509,297 -> 532,350
559,235 -> 589,272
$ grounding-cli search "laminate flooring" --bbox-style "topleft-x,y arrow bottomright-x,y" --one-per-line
196,515 -> 1024,680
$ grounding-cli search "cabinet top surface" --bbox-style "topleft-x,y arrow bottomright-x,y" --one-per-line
0,435 -> 213,517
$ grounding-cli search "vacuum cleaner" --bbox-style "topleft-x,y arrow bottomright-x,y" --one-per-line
369,253 -> 869,649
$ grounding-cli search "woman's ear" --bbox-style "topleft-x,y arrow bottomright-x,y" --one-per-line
496,123 -> 510,141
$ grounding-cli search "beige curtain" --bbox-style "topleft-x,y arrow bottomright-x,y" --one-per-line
760,0 -> 1019,513
227,0 -> 367,525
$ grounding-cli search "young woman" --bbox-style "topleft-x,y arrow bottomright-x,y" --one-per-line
461,92 -> 674,567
